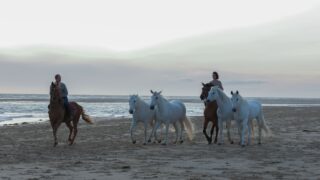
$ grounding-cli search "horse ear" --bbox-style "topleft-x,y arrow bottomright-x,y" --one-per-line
201,82 -> 205,86
236,90 -> 239,94
231,91 -> 233,95
150,90 -> 154,94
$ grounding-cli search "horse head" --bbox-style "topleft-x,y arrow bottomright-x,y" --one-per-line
129,94 -> 139,114
200,82 -> 213,101
150,90 -> 162,110
206,86 -> 220,103
50,82 -> 62,104
230,90 -> 240,112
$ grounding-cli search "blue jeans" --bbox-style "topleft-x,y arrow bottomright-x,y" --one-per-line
63,97 -> 70,113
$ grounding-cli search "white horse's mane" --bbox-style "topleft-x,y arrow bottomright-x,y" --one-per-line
212,86 -> 229,103
236,93 -> 245,104
151,91 -> 169,106
158,94 -> 169,104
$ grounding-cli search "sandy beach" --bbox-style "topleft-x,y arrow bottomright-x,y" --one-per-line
0,106 -> 320,180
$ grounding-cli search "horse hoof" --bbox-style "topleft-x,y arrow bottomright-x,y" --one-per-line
258,142 -> 261,145
241,145 -> 245,148
158,140 -> 162,143
132,140 -> 136,144
162,142 -> 167,146
214,140 -> 217,144
148,139 -> 151,143
218,143 -> 222,145
180,140 -> 184,144
230,141 -> 234,144
53,142 -> 58,147
143,143 -> 146,145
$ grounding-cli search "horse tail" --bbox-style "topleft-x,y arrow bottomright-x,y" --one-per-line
260,113 -> 272,137
79,105 -> 93,124
251,120 -> 255,140
183,116 -> 194,141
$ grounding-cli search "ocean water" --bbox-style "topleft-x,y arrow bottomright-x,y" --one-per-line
0,94 -> 320,125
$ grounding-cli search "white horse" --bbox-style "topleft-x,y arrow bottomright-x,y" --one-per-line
149,90 -> 193,145
206,86 -> 234,145
129,95 -> 158,145
230,91 -> 270,147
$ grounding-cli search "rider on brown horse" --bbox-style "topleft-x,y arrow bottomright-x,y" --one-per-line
50,74 -> 71,119
199,71 -> 223,144
49,74 -> 92,146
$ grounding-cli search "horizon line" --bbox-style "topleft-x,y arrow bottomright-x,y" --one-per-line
0,92 -> 319,99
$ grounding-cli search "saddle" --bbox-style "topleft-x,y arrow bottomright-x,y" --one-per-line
63,102 -> 76,122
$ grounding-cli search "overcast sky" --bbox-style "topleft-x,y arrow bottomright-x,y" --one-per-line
0,0 -> 320,97
0,0 -> 319,51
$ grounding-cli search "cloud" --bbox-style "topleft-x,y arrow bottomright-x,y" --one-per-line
224,80 -> 268,85
1,7 -> 320,97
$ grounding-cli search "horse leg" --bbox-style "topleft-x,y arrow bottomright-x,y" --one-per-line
218,118 -> 224,145
210,121 -> 215,144
214,121 -> 219,144
69,120 -> 78,145
69,112 -> 81,145
148,121 -> 160,143
130,119 -> 137,144
158,124 -> 163,143
227,119 -> 234,144
179,119 -> 184,144
65,121 -> 73,144
143,123 -> 147,145
258,118 -> 263,145
247,120 -> 252,146
52,121 -> 62,147
203,119 -> 211,144
251,120 -> 255,144
162,123 -> 169,145
236,119 -> 241,145
241,119 -> 248,147
173,122 -> 178,144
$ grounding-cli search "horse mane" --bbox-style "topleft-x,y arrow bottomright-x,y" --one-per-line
216,87 -> 229,103
133,95 -> 150,110
50,82 -> 63,105
158,94 -> 169,104
50,83 -> 54,100
237,93 -> 246,104
135,95 -> 145,106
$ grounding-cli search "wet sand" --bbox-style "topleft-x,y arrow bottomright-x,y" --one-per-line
0,106 -> 320,180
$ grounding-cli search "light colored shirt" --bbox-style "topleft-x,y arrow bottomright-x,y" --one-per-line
50,82 -> 68,97
59,82 -> 68,97
210,80 -> 224,90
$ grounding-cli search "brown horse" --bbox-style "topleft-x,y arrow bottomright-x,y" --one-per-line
200,83 -> 219,144
49,82 -> 93,147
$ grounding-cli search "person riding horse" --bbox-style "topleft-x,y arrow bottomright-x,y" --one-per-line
199,71 -> 223,144
210,71 -> 223,90
48,74 -> 92,146
49,74 -> 71,119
